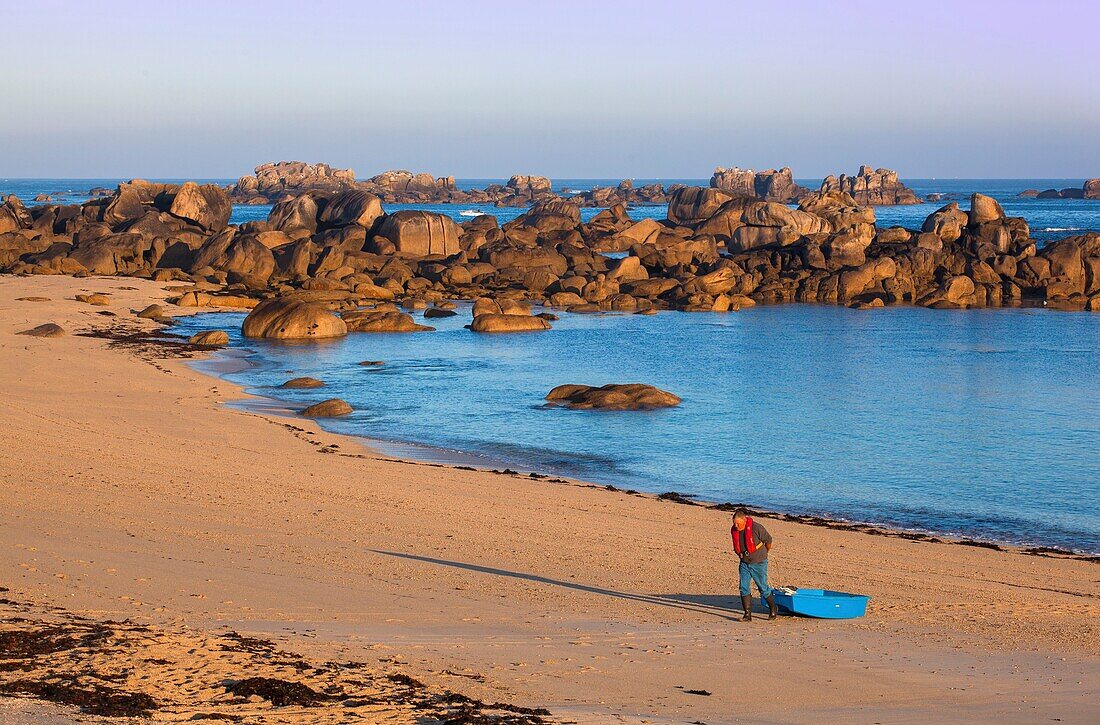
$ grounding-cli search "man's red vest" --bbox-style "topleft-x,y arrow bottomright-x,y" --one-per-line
731,517 -> 757,555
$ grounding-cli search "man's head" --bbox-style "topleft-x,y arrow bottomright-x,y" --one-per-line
732,508 -> 748,530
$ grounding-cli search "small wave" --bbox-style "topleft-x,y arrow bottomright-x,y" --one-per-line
1038,227 -> 1082,232
459,210 -> 480,217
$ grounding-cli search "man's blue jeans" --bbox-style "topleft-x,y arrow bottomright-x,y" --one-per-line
739,560 -> 772,598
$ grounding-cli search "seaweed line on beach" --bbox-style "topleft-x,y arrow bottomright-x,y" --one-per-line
0,592 -> 551,723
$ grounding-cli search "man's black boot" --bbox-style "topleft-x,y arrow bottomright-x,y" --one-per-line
766,594 -> 778,620
740,595 -> 752,621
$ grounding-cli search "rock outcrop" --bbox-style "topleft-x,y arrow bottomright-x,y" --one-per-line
7,171 -> 1100,317
231,162 -> 355,203
709,167 -> 807,203
375,211 -> 461,256
545,383 -> 681,410
819,166 -> 919,206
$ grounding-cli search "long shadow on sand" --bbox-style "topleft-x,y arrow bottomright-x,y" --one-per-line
370,549 -> 752,621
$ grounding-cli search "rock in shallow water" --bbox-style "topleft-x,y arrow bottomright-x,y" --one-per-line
469,313 -> 551,333
188,330 -> 230,346
545,383 -> 681,410
281,377 -> 324,389
242,298 -> 347,340
300,398 -> 352,417
341,310 -> 433,332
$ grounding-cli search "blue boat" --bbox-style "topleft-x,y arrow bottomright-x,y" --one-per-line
772,588 -> 870,619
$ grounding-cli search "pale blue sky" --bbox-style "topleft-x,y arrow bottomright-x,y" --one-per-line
2,0 -> 1097,178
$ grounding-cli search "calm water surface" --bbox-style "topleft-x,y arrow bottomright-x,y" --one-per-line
172,305 -> 1100,554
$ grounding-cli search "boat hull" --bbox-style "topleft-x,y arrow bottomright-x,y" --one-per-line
773,588 -> 870,619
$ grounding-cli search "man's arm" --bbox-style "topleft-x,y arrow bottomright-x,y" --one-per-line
757,524 -> 773,551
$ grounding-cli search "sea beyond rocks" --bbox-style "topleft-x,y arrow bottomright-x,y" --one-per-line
3,165 -> 1100,337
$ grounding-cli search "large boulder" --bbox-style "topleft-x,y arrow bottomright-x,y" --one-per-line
167,181 -> 232,231
317,190 -> 384,229
921,202 -> 969,243
300,398 -> 353,417
469,313 -> 551,333
616,218 -> 664,246
68,233 -> 147,275
101,180 -> 165,226
837,257 -> 897,301
376,210 -> 461,256
667,187 -> 734,226
241,297 -> 348,339
968,193 -> 1005,226
545,383 -> 681,410
190,228 -> 276,282
268,194 -> 320,233
0,195 -> 32,233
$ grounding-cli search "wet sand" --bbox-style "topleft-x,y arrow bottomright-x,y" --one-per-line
1,275 -> 1097,723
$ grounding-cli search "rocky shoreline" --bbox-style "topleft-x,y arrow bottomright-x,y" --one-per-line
3,169 -> 1099,324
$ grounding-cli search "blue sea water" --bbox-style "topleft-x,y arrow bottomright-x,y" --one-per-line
169,304 -> 1100,555
4,177 -> 1100,552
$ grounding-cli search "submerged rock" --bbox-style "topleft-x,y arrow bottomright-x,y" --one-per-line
545,383 -> 681,410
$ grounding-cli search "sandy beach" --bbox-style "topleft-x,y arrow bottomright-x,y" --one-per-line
1,274 -> 1098,723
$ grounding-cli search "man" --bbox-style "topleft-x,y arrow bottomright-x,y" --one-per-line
731,508 -> 777,621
